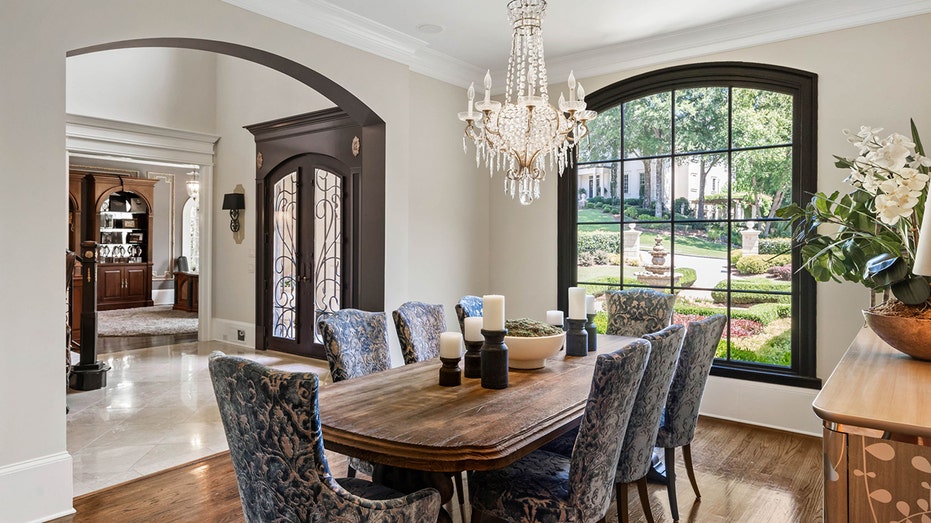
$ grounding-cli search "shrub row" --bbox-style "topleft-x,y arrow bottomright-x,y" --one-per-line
758,237 -> 792,255
673,302 -> 790,324
735,254 -> 791,275
711,279 -> 791,304
578,230 -> 620,256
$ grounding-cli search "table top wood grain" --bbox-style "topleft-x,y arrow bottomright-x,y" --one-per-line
813,327 -> 931,437
319,334 -> 638,472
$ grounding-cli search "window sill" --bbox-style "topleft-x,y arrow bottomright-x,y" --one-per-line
710,364 -> 822,389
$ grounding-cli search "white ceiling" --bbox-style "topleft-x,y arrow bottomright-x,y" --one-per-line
223,0 -> 931,88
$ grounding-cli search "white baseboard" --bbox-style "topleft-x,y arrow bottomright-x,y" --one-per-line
0,452 -> 74,523
700,376 -> 821,436
152,289 -> 174,305
211,318 -> 255,348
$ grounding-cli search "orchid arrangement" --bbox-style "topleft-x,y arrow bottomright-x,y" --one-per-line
777,121 -> 931,305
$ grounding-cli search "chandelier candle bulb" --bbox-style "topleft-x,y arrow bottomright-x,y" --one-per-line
568,287 -> 586,320
483,295 -> 505,331
464,316 -> 484,342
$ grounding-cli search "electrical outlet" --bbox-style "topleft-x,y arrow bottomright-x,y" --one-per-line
237,329 -> 246,341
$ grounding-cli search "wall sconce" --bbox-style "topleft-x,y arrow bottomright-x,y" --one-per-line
221,193 -> 245,232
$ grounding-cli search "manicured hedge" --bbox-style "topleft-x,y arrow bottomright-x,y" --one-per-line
736,254 -> 791,275
711,279 -> 791,304
758,237 -> 792,255
578,230 -> 620,256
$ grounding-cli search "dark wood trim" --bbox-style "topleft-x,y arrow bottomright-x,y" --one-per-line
558,61 -> 820,386
249,109 -> 383,360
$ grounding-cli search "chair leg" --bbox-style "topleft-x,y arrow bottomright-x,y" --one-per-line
616,482 -> 629,523
683,443 -> 701,499
454,471 -> 467,523
637,477 -> 655,523
664,447 -> 680,522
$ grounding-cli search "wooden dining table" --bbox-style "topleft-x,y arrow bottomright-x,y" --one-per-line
318,334 -> 638,518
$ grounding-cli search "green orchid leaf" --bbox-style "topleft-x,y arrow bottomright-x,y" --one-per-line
864,254 -> 907,287
891,276 -> 931,305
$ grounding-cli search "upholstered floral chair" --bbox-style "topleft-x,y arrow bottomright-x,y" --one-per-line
208,352 -> 441,523
392,301 -> 445,365
318,309 -> 392,382
655,314 -> 727,521
604,289 -> 677,337
615,323 -> 684,523
454,295 -> 483,336
469,339 -> 651,523
318,309 -> 392,477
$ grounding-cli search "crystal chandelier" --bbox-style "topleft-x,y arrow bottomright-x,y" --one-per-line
459,0 -> 596,205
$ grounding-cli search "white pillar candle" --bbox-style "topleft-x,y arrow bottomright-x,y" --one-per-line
585,294 -> 595,315
440,331 -> 463,359
464,316 -> 484,342
568,287 -> 586,320
546,309 -> 564,326
483,294 -> 505,331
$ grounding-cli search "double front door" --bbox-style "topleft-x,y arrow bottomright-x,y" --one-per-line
263,154 -> 349,358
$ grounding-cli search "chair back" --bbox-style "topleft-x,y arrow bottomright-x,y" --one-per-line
616,323 -> 685,483
454,295 -> 483,335
208,352 -> 338,522
392,301 -> 446,365
569,339 -> 650,522
604,289 -> 676,336
318,309 -> 391,382
656,314 -> 727,448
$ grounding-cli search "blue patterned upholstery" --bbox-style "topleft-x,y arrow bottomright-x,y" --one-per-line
655,314 -> 727,521
207,352 -> 441,523
318,309 -> 391,477
318,309 -> 391,383
614,323 -> 684,523
470,340 -> 651,523
454,295 -> 483,336
604,289 -> 676,337
392,301 -> 446,365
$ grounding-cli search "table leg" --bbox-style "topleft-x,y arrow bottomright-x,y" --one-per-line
374,465 -> 454,523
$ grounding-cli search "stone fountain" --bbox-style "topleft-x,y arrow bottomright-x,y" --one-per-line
635,235 -> 681,287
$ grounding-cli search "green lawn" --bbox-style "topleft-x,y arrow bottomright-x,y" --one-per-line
578,213 -> 728,258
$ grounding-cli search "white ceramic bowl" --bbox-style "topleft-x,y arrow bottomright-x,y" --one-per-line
504,332 -> 566,369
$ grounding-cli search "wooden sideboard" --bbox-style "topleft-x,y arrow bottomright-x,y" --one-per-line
173,272 -> 198,313
813,328 -> 931,523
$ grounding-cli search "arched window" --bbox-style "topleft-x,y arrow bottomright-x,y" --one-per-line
558,62 -> 820,388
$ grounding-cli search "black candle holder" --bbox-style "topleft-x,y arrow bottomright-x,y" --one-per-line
480,328 -> 508,389
439,356 -> 462,387
566,318 -> 589,357
463,339 -> 483,378
586,313 -> 598,352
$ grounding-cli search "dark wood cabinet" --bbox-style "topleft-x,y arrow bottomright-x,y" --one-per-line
173,271 -> 198,313
69,172 -> 157,312
97,262 -> 153,310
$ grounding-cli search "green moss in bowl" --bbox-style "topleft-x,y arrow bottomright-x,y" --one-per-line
505,318 -> 563,337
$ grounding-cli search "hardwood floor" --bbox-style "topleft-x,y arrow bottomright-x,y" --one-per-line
55,417 -> 823,523
96,332 -> 199,353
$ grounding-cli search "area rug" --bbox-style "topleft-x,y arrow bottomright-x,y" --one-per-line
97,305 -> 198,337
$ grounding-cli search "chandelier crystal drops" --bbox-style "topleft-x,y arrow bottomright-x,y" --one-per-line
458,0 -> 596,205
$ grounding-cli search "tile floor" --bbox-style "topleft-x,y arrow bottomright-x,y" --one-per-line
66,340 -> 330,496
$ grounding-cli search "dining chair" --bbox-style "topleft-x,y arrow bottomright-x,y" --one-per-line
615,323 -> 685,523
208,352 -> 441,523
318,308 -> 392,477
455,295 -> 483,336
604,289 -> 677,337
469,339 -> 651,523
655,314 -> 727,522
392,301 -> 446,365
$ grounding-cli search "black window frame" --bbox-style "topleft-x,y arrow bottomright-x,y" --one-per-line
558,62 -> 821,389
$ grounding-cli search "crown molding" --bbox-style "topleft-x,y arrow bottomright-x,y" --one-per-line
223,0 -> 931,89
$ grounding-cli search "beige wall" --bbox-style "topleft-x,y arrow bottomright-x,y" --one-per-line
0,1 -> 483,520
491,13 -> 931,433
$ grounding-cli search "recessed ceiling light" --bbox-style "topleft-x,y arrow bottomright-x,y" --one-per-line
417,23 -> 443,34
